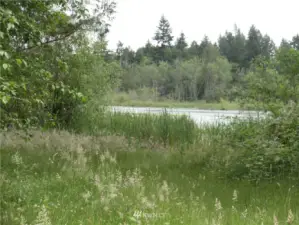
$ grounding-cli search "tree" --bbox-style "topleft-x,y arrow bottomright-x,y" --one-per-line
260,34 -> 276,59
121,46 -> 136,67
153,15 -> 174,48
279,39 -> 292,50
218,32 -> 234,61
232,26 -> 247,67
198,35 -> 211,57
0,0 -> 117,129
175,32 -> 188,51
188,41 -> 200,58
152,15 -> 174,63
116,41 -> 124,63
291,34 -> 299,50
240,48 -> 299,114
245,25 -> 263,67
174,32 -> 188,60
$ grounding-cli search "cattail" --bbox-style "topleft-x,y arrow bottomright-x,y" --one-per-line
287,209 -> 294,224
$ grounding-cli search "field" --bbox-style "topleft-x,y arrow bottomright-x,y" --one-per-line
1,112 -> 298,225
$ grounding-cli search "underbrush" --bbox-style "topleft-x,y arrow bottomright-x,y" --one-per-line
1,130 -> 298,225
198,103 -> 299,181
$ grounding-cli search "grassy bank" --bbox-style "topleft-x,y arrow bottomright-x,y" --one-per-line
1,130 -> 298,225
112,92 -> 240,110
2,107 -> 299,224
72,109 -> 299,179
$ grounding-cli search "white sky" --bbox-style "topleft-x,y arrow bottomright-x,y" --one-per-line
105,0 -> 299,51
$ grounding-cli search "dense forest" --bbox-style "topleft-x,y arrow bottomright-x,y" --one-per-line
111,15 -> 299,102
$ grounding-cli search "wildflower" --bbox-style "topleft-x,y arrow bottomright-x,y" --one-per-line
20,215 -> 28,225
81,191 -> 92,202
12,151 -> 23,166
34,205 -> 52,225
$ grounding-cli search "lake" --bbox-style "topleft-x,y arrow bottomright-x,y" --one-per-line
110,106 -> 264,126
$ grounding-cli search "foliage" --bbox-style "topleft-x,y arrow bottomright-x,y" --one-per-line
113,18 -> 299,105
73,110 -> 198,148
119,53 -> 232,102
239,49 -> 299,115
0,0 -> 117,129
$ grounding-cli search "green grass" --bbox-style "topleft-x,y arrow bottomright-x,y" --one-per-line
111,92 -> 240,110
100,111 -> 199,147
73,110 -> 299,180
1,107 -> 298,224
1,130 -> 298,225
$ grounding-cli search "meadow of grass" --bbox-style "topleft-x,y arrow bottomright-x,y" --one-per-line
1,105 -> 299,225
111,91 -> 240,110
1,130 -> 298,225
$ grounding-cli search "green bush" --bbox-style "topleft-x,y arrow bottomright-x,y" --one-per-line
199,102 -> 299,181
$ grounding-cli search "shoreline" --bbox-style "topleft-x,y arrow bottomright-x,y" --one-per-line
111,100 -> 242,110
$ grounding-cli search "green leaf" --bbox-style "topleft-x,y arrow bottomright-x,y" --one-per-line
0,50 -> 9,59
22,60 -> 28,67
7,23 -> 15,31
1,95 -> 11,104
2,63 -> 9,70
16,59 -> 22,66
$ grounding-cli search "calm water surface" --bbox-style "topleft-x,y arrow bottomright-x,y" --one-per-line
110,106 -> 264,126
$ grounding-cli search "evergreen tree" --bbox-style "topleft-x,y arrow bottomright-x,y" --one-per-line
153,15 -> 174,48
175,32 -> 188,51
280,39 -> 292,50
116,41 -> 124,63
291,34 -> 299,50
218,31 -> 234,61
198,35 -> 211,57
152,15 -> 174,63
232,26 -> 247,67
260,34 -> 276,59
188,41 -> 200,57
175,32 -> 188,60
245,25 -> 263,66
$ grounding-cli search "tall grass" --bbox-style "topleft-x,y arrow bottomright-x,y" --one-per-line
73,109 -> 199,148
2,102 -> 298,224
71,105 -> 299,181
104,111 -> 198,147
1,130 -> 298,225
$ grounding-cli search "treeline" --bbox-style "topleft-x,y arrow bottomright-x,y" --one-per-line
1,1 -> 298,130
109,15 -> 299,102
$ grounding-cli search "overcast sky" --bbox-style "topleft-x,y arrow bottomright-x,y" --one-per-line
105,0 -> 298,51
